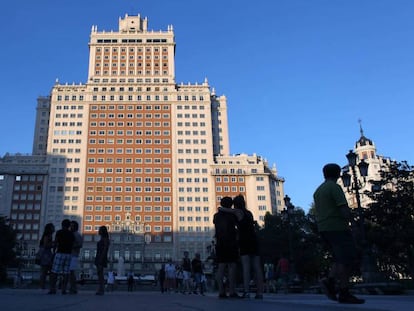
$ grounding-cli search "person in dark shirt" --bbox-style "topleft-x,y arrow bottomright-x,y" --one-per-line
213,196 -> 243,298
314,163 -> 365,304
233,194 -> 264,299
181,251 -> 192,294
48,219 -> 75,294
95,225 -> 110,295
191,253 -> 204,295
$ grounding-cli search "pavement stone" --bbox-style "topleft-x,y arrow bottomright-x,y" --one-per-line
0,289 -> 413,311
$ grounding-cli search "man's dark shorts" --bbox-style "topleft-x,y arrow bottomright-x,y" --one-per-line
320,230 -> 358,266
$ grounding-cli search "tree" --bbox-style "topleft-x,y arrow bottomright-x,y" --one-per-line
0,216 -> 17,283
364,160 -> 414,280
257,207 -> 326,285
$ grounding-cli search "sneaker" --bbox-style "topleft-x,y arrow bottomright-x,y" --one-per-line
320,278 -> 337,301
338,291 -> 365,304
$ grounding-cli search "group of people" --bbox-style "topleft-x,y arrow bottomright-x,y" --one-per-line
38,221 -> 109,296
158,252 -> 206,295
38,219 -> 83,294
213,194 -> 264,299
34,162 -> 364,304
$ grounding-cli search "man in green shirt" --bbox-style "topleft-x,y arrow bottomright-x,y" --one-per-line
313,163 -> 364,304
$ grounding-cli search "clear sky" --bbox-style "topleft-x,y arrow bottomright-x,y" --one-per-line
1,0 -> 413,211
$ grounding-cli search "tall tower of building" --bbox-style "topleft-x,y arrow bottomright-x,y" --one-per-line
342,124 -> 391,209
27,14 -> 284,272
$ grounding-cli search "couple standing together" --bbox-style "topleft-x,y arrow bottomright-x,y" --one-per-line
213,195 -> 264,299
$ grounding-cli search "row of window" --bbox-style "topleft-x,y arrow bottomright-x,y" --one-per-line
94,69 -> 168,76
91,77 -> 169,83
178,227 -> 210,232
86,176 -> 172,183
53,139 -> 82,144
178,197 -> 209,202
11,203 -> 41,210
96,46 -> 168,53
89,139 -> 170,145
215,176 -> 245,183
177,168 -> 209,174
13,184 -> 42,191
95,61 -> 168,67
90,121 -> 169,127
52,131 -> 82,136
177,159 -> 208,165
84,205 -> 171,212
14,175 -> 44,182
54,123 -> 83,128
85,196 -> 172,203
89,129 -> 171,136
87,158 -> 170,165
178,216 -> 210,222
178,187 -> 209,193
214,168 -> 257,174
178,206 -> 209,212
92,87 -> 169,93
177,149 -> 208,154
215,186 -> 246,192
12,194 -> 42,201
91,113 -> 170,119
87,186 -> 171,192
87,148 -> 171,155
51,148 -> 82,154
177,139 -> 207,144
177,177 -> 209,183
55,113 -> 83,118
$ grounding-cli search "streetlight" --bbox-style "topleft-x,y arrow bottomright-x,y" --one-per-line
282,195 -> 295,282
283,195 -> 294,262
341,149 -> 374,282
341,150 -> 369,238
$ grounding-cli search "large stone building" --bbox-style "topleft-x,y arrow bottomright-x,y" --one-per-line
341,126 -> 392,209
1,14 -> 284,274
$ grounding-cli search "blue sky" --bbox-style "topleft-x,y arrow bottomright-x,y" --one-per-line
1,0 -> 414,211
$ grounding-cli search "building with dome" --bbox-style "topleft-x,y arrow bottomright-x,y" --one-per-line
341,124 -> 392,209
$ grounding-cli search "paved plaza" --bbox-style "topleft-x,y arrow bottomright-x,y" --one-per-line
1,289 -> 413,311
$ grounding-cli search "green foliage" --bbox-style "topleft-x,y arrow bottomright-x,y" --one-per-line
257,207 -> 328,284
0,216 -> 17,283
364,160 -> 414,279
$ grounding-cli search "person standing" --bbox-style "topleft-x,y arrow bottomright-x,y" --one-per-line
181,251 -> 192,294
164,259 -> 176,293
38,223 -> 55,290
232,194 -> 264,299
213,196 -> 242,298
158,264 -> 166,293
276,255 -> 289,294
107,270 -> 115,291
95,225 -> 110,296
313,163 -> 365,304
191,253 -> 204,295
48,219 -> 74,294
69,220 -> 83,294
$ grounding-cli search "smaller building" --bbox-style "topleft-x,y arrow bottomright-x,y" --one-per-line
212,153 -> 285,224
0,154 -> 49,266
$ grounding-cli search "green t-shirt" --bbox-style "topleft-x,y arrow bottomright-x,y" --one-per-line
313,180 -> 349,231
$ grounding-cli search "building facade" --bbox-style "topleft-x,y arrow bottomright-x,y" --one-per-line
341,127 -> 392,209
2,14 -> 284,274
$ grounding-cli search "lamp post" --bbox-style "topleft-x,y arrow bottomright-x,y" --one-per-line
283,195 -> 294,263
341,149 -> 374,282
282,195 -> 295,283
